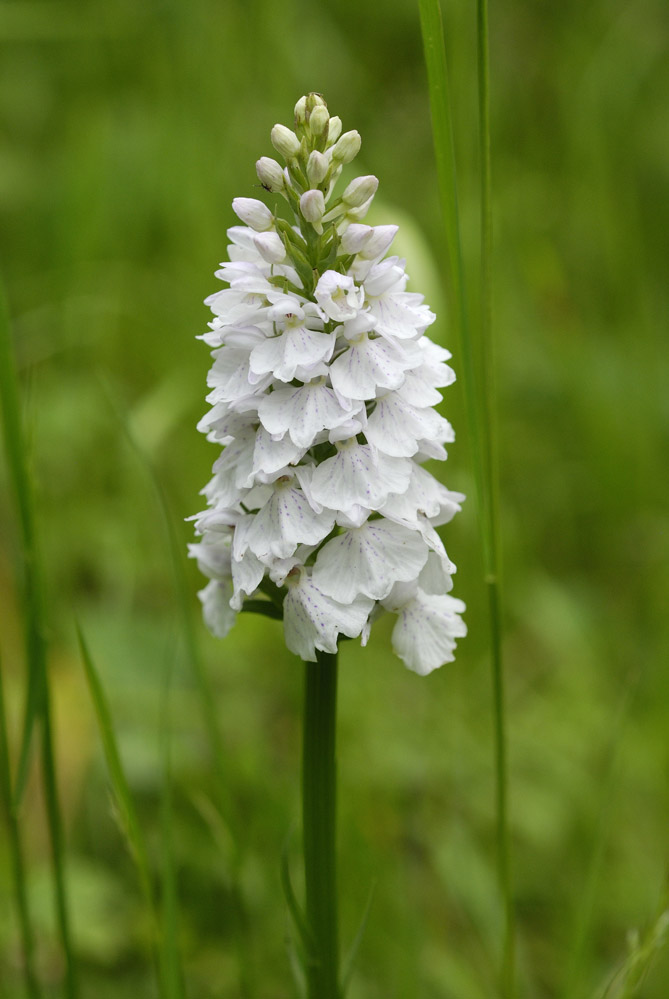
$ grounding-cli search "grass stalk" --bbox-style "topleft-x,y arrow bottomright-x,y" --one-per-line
0,661 -> 42,999
419,1 -> 515,994
0,281 -> 79,999
302,651 -> 339,999
100,383 -> 253,998
158,668 -> 187,999
476,0 -> 515,993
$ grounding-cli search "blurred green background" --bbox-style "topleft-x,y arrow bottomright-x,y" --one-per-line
1,0 -> 668,996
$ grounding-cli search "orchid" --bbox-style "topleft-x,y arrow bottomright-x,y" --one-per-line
189,93 -> 465,675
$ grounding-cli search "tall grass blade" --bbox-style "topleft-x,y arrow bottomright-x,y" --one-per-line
280,830 -> 315,966
340,881 -> 376,996
158,670 -> 187,999
417,0 -> 483,508
76,624 -> 155,918
562,672 -> 642,999
475,0 -> 514,990
99,380 -> 234,821
419,2 -> 515,994
0,281 -> 43,808
98,381 -> 253,997
0,280 -> 80,999
0,658 -> 42,999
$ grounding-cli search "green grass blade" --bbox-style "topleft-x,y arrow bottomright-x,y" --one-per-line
0,280 -> 80,999
475,1 -> 515,992
417,0 -> 484,514
0,280 -> 43,806
76,624 -> 155,919
100,380 -> 235,820
99,381 -> 254,997
280,829 -> 315,967
0,658 -> 42,999
40,699 -> 80,999
340,881 -> 376,996
419,2 -> 516,994
158,671 -> 187,999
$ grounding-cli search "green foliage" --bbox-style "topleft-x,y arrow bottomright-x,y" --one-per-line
1,0 -> 668,996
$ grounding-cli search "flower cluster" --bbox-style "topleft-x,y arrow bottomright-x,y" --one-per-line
189,94 -> 466,674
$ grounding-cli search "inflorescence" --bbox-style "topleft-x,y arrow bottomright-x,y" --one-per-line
189,93 -> 466,674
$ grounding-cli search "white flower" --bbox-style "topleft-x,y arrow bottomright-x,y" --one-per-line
198,579 -> 237,638
249,309 -> 333,383
233,474 -> 335,560
315,271 -> 364,322
257,378 -> 357,448
307,439 -> 412,516
283,567 -> 373,661
190,94 -> 465,671
364,258 -> 436,339
388,590 -> 467,676
365,391 -> 454,458
328,330 -> 421,400
312,519 -> 429,602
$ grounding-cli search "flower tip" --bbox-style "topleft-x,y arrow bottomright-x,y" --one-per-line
256,156 -> 285,193
342,174 -> 379,208
300,189 -> 326,225
332,130 -> 361,165
270,123 -> 301,160
231,197 -> 274,232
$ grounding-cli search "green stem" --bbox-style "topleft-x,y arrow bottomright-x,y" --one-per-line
302,651 -> 339,999
41,697 -> 80,999
0,665 -> 42,999
419,1 -> 516,993
477,0 -> 515,992
0,281 -> 79,999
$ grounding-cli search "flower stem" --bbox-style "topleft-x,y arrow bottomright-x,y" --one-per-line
302,650 -> 339,999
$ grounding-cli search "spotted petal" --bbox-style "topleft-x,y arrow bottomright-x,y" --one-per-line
283,571 -> 374,661
365,393 -> 454,457
233,477 -> 335,560
329,333 -> 421,400
307,440 -> 411,514
257,380 -> 357,448
390,591 -> 467,675
312,519 -> 429,602
249,325 -> 335,383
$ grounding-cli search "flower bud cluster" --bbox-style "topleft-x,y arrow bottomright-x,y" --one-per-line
189,94 -> 466,674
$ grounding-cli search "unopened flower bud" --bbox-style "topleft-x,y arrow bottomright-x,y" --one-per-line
340,224 -> 373,254
294,95 -> 308,127
305,93 -> 327,113
327,116 -> 343,144
345,195 -> 374,222
271,123 -> 301,160
342,174 -> 379,207
232,197 -> 274,231
309,105 -> 329,137
306,150 -> 329,186
253,231 -> 286,264
358,224 -> 399,259
332,130 -> 361,164
300,189 -> 326,224
256,156 -> 285,193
